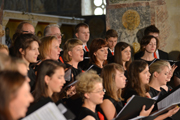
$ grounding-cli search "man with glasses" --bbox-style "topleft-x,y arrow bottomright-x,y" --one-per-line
44,24 -> 63,45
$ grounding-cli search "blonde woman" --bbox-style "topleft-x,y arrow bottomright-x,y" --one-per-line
76,70 -> 105,120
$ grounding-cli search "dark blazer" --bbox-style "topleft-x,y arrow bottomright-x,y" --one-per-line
158,49 -> 169,60
107,48 -> 113,58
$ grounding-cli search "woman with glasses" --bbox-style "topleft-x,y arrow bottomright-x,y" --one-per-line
76,70 -> 105,120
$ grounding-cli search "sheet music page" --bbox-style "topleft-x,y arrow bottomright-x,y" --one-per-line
151,102 -> 179,116
22,102 -> 66,120
157,88 -> 180,109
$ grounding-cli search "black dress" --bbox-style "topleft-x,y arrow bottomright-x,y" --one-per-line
77,107 -> 100,120
64,63 -> 82,86
28,66 -> 36,92
26,97 -> 53,116
98,95 -> 123,120
123,87 -> 139,103
87,64 -> 102,75
140,58 -> 157,66
63,63 -> 83,118
148,87 -> 169,98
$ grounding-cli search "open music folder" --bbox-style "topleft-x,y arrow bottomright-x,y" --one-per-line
22,102 -> 66,120
115,95 -> 156,120
150,85 -> 180,119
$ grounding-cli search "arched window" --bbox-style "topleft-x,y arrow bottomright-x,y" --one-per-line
81,0 -> 106,16
93,0 -> 106,15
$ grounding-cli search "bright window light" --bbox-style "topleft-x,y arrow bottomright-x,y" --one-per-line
94,8 -> 103,15
94,0 -> 102,6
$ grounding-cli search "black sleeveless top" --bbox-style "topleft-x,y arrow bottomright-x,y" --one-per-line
77,107 -> 100,120
149,86 -> 170,99
28,66 -> 36,92
140,58 -> 157,66
104,95 -> 123,113
98,95 -> 123,120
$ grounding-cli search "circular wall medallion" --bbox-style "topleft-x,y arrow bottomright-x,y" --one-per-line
122,9 -> 140,30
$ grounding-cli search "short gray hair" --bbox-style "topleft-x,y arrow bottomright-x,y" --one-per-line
44,24 -> 60,36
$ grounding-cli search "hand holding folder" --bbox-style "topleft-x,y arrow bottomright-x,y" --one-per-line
115,95 -> 156,120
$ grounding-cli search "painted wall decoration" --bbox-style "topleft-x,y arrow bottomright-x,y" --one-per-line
122,9 -> 140,30
107,4 -> 151,45
107,0 -> 172,53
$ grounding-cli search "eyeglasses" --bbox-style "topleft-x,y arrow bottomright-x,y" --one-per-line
53,34 -> 64,38
92,89 -> 106,93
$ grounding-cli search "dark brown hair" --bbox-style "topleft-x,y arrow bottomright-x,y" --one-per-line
127,60 -> 149,97
144,25 -> 159,36
114,42 -> 132,70
0,71 -> 26,120
89,38 -> 108,66
32,59 -> 65,103
140,35 -> 159,51
105,29 -> 118,40
14,34 -> 40,58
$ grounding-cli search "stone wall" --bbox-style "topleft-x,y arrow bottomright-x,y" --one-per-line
106,0 -> 180,59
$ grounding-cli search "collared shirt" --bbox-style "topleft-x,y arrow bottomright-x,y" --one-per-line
83,44 -> 89,52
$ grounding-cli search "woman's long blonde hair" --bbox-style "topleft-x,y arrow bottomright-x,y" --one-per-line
101,63 -> 124,101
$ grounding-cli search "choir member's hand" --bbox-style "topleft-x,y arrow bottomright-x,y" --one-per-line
154,106 -> 179,120
139,104 -> 154,117
167,106 -> 179,117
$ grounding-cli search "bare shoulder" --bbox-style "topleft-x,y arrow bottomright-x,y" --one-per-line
101,99 -> 114,107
